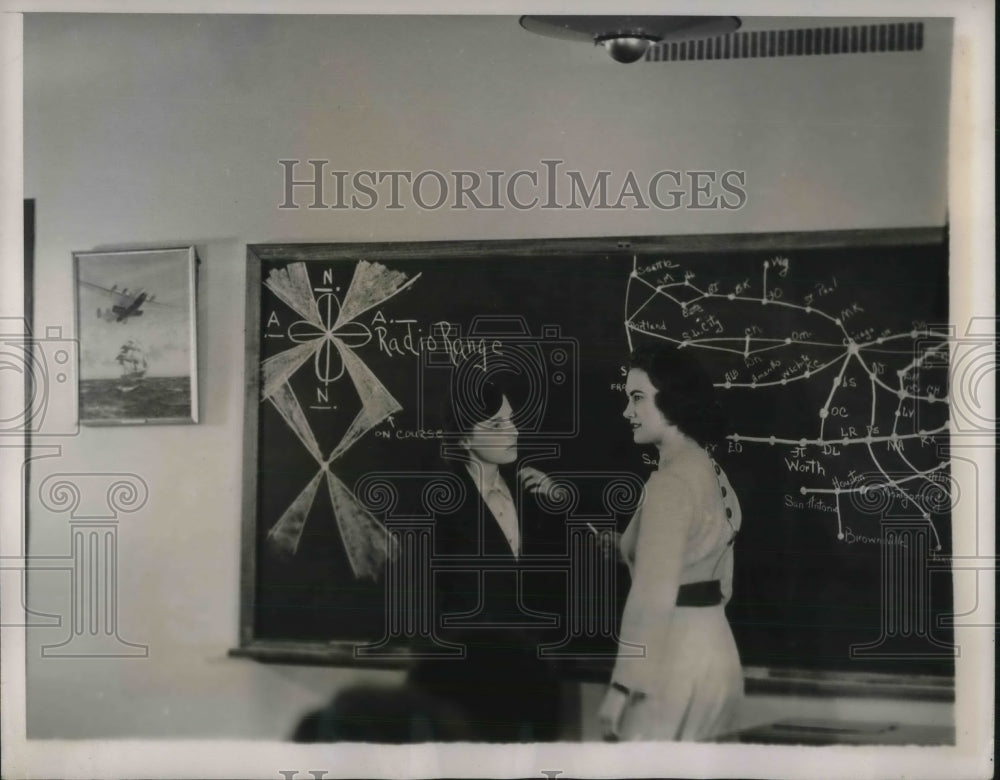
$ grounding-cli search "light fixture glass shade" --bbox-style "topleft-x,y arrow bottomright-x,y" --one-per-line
600,37 -> 653,63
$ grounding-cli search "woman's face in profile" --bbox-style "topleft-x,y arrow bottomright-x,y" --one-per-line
461,394 -> 519,465
623,368 -> 671,446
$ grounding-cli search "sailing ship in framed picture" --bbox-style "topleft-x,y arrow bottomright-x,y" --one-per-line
74,246 -> 199,425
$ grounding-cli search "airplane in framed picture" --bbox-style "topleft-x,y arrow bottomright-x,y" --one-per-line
78,279 -> 174,323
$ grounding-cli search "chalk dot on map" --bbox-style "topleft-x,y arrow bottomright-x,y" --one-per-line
847,342 -> 858,354
799,439 -> 807,447
751,381 -> 757,388
769,436 -> 776,445
919,429 -> 926,435
819,409 -> 828,418
865,436 -> 873,444
897,389 -> 906,399
763,261 -> 769,268
785,337 -> 792,344
804,370 -> 811,378
732,434 -> 740,442
894,410 -> 901,416
834,487 -> 841,495
780,378 -> 787,385
837,532 -> 845,540
799,486 -> 807,495
724,381 -> 732,389
805,306 -> 812,313
910,330 -> 918,338
842,437 -> 850,445
928,395 -> 937,403
877,337 -> 884,344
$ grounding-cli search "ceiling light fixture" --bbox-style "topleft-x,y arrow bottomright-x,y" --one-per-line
519,16 -> 743,63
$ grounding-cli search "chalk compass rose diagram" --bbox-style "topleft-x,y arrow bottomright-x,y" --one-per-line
625,252 -> 951,549
258,260 -> 420,579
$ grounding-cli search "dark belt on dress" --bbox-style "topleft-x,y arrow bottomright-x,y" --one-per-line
675,579 -> 723,607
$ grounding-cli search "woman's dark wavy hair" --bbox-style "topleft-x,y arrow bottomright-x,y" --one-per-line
438,376 -> 508,437
628,344 -> 727,447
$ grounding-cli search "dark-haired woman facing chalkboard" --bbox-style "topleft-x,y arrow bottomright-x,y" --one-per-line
599,345 -> 744,742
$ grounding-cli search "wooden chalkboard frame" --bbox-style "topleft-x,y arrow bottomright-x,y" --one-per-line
232,227 -> 952,700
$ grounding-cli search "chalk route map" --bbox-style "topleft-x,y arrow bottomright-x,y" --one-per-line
625,253 -> 950,549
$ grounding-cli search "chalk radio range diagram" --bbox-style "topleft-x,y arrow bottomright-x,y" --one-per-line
625,254 -> 950,549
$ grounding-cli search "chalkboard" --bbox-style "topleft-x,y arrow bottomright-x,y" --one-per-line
237,229 -> 953,683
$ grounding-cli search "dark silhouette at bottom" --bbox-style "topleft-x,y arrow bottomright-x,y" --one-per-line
291,684 -> 475,743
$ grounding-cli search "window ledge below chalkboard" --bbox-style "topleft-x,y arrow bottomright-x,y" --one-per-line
228,640 -> 415,670
744,666 -> 954,702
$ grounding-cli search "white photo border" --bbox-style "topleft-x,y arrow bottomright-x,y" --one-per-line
0,1 -> 993,779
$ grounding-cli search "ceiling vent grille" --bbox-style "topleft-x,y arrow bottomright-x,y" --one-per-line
645,22 -> 924,62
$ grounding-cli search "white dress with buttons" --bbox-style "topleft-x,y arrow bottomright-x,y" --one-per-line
610,438 -> 744,741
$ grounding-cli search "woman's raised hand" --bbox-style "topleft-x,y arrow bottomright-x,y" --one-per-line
518,466 -> 568,503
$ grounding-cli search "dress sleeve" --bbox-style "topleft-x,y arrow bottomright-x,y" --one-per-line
610,471 -> 693,694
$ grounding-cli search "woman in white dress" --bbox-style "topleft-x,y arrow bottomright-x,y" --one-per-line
599,345 -> 744,741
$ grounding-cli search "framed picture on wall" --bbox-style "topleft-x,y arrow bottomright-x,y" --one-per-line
74,246 -> 199,425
